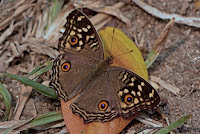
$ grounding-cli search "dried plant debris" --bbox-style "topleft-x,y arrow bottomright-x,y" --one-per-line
0,0 -> 199,133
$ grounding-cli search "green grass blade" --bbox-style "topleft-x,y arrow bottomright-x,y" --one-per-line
44,0 -> 63,33
30,111 -> 63,127
145,50 -> 157,69
51,0 -> 64,23
26,61 -> 52,78
1,73 -> 57,99
35,61 -> 52,76
0,82 -> 12,121
2,112 -> 63,134
26,65 -> 45,78
145,18 -> 175,69
155,115 -> 192,134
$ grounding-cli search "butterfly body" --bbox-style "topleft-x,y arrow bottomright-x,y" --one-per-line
50,9 -> 160,123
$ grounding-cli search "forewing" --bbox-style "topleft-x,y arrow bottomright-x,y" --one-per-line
50,52 -> 97,101
59,9 -> 104,60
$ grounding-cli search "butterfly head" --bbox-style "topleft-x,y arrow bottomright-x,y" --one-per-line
105,55 -> 114,65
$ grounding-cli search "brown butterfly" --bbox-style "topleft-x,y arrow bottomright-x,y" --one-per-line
50,9 -> 160,123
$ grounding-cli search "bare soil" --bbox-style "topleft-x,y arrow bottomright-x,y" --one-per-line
0,0 -> 199,133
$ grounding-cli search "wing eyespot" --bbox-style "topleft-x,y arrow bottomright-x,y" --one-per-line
124,94 -> 133,105
69,36 -> 79,46
61,62 -> 71,72
98,100 -> 109,111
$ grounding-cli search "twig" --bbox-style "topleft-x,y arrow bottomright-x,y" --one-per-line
136,113 -> 163,133
145,18 -> 175,68
150,75 -> 180,96
132,0 -> 200,28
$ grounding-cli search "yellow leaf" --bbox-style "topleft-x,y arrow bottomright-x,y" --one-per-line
99,27 -> 148,81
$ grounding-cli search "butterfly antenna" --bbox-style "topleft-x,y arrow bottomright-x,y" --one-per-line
115,50 -> 133,58
109,28 -> 115,57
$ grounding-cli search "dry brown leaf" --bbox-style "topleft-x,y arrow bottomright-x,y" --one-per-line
152,18 -> 175,53
89,2 -> 128,27
73,0 -> 102,8
90,5 -> 131,26
0,117 -> 35,133
0,0 -> 26,16
0,21 -> 14,44
76,1 -> 130,26
61,99 -> 138,134
0,3 -> 34,31
13,4 -> 35,17
20,38 -> 59,58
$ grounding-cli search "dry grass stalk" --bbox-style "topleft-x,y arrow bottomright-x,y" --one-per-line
150,75 -> 180,95
132,0 -> 200,28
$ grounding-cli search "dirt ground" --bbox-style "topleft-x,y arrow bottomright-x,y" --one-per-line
0,0 -> 200,134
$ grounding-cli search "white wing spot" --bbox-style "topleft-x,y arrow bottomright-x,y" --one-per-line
77,16 -> 85,21
122,109 -> 129,114
124,89 -> 129,94
76,46 -> 81,51
82,27 -> 88,32
120,102 -> 127,108
138,85 -> 142,91
152,90 -> 154,95
140,98 -> 144,102
77,17 -> 82,21
149,90 -> 155,98
129,82 -> 134,86
131,91 -> 136,96
141,82 -> 145,86
77,29 -> 82,33
70,31 -> 75,35
90,42 -> 98,48
131,77 -> 135,82
86,35 -> 90,41
146,102 -> 151,105
118,91 -> 123,96
122,73 -> 128,82
129,103 -> 134,107
73,26 -> 77,30
87,25 -> 91,29
79,41 -> 83,46
66,42 -> 71,48
77,33 -> 82,38
137,91 -> 141,96
134,98 -> 139,104
90,34 -> 95,38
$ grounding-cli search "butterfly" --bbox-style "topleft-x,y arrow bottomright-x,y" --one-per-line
50,9 -> 160,123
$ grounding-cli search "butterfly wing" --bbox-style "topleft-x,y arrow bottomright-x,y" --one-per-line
70,72 -> 119,123
59,9 -> 104,60
50,9 -> 104,101
70,66 -> 160,123
108,66 -> 160,117
50,52 -> 99,101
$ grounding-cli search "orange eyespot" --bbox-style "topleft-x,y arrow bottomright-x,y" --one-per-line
98,100 -> 109,111
69,36 -> 78,45
61,62 -> 71,72
124,94 -> 133,104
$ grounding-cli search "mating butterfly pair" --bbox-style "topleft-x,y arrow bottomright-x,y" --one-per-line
50,9 -> 160,123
